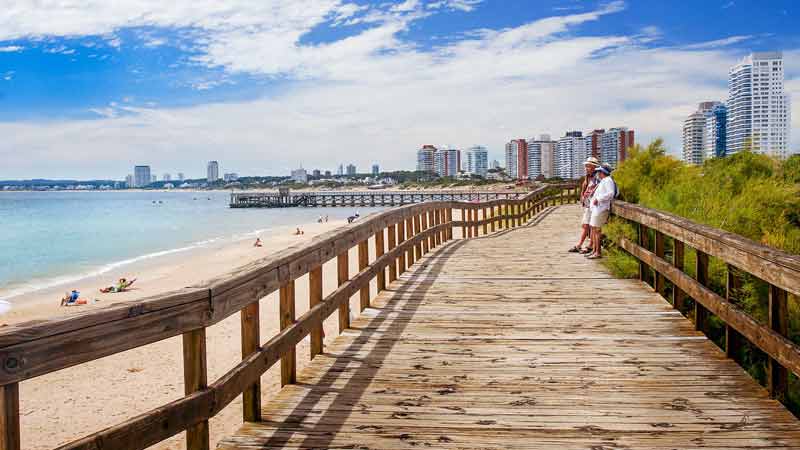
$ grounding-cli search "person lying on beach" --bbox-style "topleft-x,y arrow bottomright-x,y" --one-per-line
100,278 -> 137,293
253,238 -> 263,247
60,289 -> 79,306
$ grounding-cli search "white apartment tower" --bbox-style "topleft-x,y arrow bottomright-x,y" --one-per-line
683,102 -> 717,165
133,165 -> 151,188
416,145 -> 437,173
435,148 -> 461,177
555,132 -> 587,179
727,52 -> 791,159
526,135 -> 556,179
207,161 -> 219,183
465,146 -> 489,177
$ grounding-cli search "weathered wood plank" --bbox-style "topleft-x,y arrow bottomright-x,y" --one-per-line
240,301 -> 261,422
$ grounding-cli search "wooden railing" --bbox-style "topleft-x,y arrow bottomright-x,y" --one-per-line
0,183 -> 577,450
612,201 -> 800,406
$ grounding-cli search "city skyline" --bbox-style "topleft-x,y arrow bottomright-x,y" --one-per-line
1,1 -> 799,179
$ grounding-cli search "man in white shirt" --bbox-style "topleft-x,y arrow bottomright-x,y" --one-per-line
586,165 -> 617,259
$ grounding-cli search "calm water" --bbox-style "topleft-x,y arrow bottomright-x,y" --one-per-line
0,191 -> 380,305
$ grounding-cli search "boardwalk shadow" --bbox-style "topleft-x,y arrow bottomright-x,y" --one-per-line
255,239 -> 468,449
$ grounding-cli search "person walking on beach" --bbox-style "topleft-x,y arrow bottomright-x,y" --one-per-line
586,165 -> 617,259
568,156 -> 601,253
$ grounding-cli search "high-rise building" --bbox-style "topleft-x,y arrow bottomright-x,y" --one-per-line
372,164 -> 380,176
465,146 -> 489,177
527,135 -> 557,179
178,173 -> 185,181
727,52 -> 790,159
704,103 -> 728,159
125,174 -> 133,188
585,129 -> 604,159
207,161 -> 219,183
312,169 -> 321,177
346,164 -> 357,176
600,127 -> 635,167
223,173 -> 239,182
151,175 -> 157,183
337,164 -> 344,176
526,138 -> 541,179
291,168 -> 308,183
324,170 -> 332,177
435,148 -> 461,177
133,165 -> 151,188
555,131 -> 587,179
163,173 -> 171,182
490,160 -> 501,170
416,145 -> 437,173
683,102 -> 716,165
504,139 -> 528,180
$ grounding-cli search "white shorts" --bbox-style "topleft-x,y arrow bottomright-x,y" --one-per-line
581,208 -> 591,225
590,210 -> 609,228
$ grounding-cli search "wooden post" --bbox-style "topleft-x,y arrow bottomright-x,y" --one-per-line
309,266 -> 323,358
672,240 -> 686,312
694,250 -> 709,334
183,328 -> 209,450
490,206 -> 496,232
375,229 -> 386,292
470,207 -> 477,237
240,302 -> 261,422
406,217 -> 415,265
423,211 -> 431,252
482,207 -> 489,235
461,208 -> 467,238
504,204 -> 511,229
446,208 -> 453,240
397,220 -> 407,274
637,224 -> 650,285
414,214 -> 423,258
280,280 -> 296,385
337,252 -> 350,332
0,384 -> 20,450
768,284 -> 789,402
358,240 -> 370,311
725,264 -> 740,360
387,224 -> 398,282
654,231 -> 666,296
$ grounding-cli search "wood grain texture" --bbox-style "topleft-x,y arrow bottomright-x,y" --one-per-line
613,201 -> 800,296
240,301 -> 261,422
220,205 -> 800,450
280,280 -> 297,386
0,383 -> 19,450
182,328 -> 209,450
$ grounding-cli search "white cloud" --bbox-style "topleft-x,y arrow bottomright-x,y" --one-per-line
683,35 -> 752,50
0,45 -> 23,52
0,1 -> 797,178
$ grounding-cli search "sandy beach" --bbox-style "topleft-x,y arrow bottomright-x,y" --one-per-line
5,217 -> 383,449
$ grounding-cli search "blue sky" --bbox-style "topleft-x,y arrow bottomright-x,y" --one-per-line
0,0 -> 798,179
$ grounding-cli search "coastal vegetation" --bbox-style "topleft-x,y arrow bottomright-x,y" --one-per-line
602,139 -> 800,413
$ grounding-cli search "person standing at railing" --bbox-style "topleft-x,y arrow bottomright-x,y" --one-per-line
568,156 -> 601,253
586,164 -> 617,259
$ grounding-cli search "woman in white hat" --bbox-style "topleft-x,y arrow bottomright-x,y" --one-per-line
586,164 -> 617,259
568,156 -> 601,253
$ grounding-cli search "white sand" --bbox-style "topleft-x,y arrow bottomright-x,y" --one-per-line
5,218 -> 383,449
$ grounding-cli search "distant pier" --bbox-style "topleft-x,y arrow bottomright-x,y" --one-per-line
229,188 -> 525,208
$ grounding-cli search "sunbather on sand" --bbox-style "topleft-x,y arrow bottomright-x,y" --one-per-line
100,278 -> 137,293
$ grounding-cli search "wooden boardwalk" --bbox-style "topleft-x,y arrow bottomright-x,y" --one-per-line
219,205 -> 800,449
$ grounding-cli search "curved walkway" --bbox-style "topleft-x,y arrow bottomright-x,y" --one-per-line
219,205 -> 800,449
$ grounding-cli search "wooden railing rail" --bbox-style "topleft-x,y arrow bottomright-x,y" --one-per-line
612,201 -> 800,405
0,183 -> 577,450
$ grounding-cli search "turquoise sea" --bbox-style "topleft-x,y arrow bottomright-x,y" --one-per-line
0,191 -> 380,309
